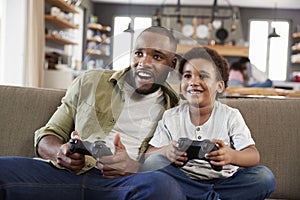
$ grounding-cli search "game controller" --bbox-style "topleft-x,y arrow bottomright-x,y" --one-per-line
177,138 -> 222,171
69,139 -> 113,158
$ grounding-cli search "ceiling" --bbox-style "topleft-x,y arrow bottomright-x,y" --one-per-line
91,0 -> 300,9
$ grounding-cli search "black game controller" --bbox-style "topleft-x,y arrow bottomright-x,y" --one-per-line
177,138 -> 222,171
69,139 -> 113,158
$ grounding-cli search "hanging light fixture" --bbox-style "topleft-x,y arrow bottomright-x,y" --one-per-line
124,22 -> 134,33
268,2 -> 280,38
268,28 -> 280,38
211,0 -> 218,23
124,0 -> 134,33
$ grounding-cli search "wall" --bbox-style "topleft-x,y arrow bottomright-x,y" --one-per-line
93,3 -> 300,80
0,0 -> 27,86
93,3 -> 300,42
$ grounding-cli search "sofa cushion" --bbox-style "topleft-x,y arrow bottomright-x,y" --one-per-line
221,97 -> 300,200
0,85 -> 65,157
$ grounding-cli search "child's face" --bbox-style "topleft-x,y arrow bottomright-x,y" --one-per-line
180,58 -> 224,107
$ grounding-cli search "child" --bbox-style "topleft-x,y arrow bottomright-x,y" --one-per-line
144,47 -> 275,200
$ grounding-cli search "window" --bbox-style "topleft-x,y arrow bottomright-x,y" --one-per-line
249,20 -> 290,81
112,16 -> 152,70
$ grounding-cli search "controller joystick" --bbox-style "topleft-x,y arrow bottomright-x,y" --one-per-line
177,138 -> 222,171
69,139 -> 113,158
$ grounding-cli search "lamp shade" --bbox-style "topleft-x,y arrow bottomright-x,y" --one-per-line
268,27 -> 280,38
124,22 -> 134,33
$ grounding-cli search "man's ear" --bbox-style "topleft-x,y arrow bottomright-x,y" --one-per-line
170,57 -> 177,70
217,80 -> 225,93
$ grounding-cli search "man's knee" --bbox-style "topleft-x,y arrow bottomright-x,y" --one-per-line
142,154 -> 172,172
138,171 -> 185,199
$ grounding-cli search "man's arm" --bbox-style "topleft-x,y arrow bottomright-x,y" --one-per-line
37,135 -> 63,161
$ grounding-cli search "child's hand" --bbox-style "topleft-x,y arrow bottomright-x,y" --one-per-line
205,139 -> 234,167
163,141 -> 188,166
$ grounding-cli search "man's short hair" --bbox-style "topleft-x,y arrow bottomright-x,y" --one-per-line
138,26 -> 177,52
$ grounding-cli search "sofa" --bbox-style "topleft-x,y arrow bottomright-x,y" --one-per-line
0,85 -> 299,199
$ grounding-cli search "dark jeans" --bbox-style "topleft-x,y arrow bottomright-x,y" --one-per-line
0,156 -> 185,200
142,154 -> 276,200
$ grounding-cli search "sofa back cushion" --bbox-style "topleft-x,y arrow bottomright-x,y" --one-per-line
220,97 -> 300,199
0,85 -> 65,157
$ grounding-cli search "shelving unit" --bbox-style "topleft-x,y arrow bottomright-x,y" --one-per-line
290,32 -> 300,82
44,0 -> 80,89
85,23 -> 111,56
84,22 -> 112,69
291,32 -> 300,64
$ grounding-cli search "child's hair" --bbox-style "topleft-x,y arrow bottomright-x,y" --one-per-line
178,47 -> 229,90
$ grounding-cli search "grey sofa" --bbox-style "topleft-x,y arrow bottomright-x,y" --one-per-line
0,85 -> 299,199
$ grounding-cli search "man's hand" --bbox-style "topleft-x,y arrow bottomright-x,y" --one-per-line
56,131 -> 85,173
146,141 -> 188,166
97,133 -> 141,178
162,141 -> 187,166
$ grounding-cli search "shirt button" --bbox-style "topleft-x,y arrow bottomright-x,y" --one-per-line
196,127 -> 201,131
197,135 -> 202,140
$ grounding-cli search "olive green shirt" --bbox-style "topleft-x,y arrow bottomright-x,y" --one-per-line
34,67 -> 179,172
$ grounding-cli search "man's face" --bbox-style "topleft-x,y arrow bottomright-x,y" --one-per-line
129,32 -> 176,94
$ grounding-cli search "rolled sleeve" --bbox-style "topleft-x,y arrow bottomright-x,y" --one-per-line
34,75 -> 81,156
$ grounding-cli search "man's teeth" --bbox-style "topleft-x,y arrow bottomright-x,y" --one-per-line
137,71 -> 152,78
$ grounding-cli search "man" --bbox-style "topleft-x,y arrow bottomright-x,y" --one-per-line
239,57 -> 273,88
0,26 -> 185,199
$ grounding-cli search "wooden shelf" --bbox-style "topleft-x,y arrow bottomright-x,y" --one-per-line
292,60 -> 300,64
292,32 -> 300,38
87,23 -> 111,32
292,46 -> 300,51
45,0 -> 78,13
45,34 -> 77,45
86,37 -> 102,43
45,15 -> 78,29
86,49 -> 109,56
177,44 -> 249,57
86,37 -> 111,44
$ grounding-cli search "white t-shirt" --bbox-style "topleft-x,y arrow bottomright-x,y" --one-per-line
104,81 -> 165,161
149,101 -> 255,180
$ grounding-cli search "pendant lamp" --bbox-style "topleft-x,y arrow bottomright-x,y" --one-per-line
268,27 -> 280,38
268,3 -> 280,38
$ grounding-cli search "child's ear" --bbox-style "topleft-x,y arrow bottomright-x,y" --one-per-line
217,80 -> 225,93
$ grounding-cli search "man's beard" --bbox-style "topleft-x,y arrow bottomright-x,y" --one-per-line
135,83 -> 161,95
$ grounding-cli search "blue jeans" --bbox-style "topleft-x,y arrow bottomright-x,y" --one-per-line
0,156 -> 186,200
142,154 -> 276,200
248,79 -> 273,88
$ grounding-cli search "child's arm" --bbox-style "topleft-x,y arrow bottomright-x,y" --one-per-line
205,139 -> 260,167
146,142 -> 188,166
